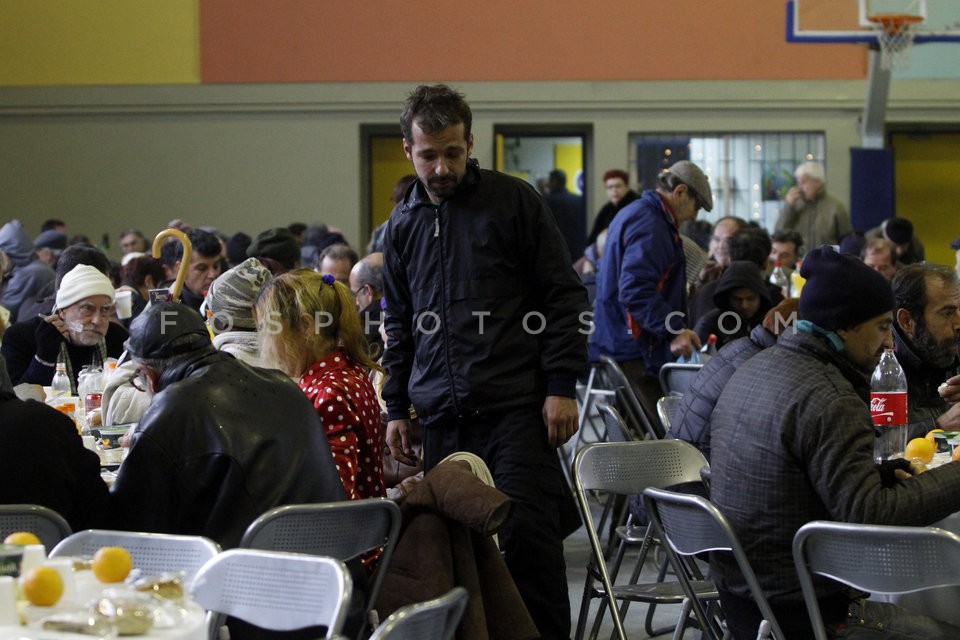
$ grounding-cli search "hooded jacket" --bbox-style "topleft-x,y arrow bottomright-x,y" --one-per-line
381,160 -> 589,427
110,349 -> 346,548
0,220 -> 55,317
693,261 -> 772,348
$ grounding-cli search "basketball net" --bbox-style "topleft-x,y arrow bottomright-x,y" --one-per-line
868,13 -> 923,70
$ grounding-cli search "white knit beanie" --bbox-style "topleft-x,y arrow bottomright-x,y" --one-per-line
55,264 -> 115,311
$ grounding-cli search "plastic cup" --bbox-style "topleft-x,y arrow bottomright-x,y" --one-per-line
115,290 -> 133,319
0,576 -> 17,625
19,544 -> 46,577
82,435 -> 98,452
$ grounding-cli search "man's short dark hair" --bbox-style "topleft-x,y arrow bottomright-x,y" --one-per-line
771,229 -> 804,250
41,219 -> 65,232
160,229 -> 222,267
54,245 -> 112,288
726,227 -> 772,269
892,262 -> 958,327
400,84 -> 472,144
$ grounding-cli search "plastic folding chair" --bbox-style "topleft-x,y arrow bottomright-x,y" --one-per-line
50,529 -> 220,577
190,548 -> 351,640
657,395 -> 684,435
367,586 -> 468,640
643,487 -> 784,640
572,440 -> 715,640
659,362 -> 703,397
793,520 -> 960,640
0,504 -> 71,549
239,498 -> 401,636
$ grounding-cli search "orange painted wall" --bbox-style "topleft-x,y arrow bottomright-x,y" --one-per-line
199,0 -> 867,83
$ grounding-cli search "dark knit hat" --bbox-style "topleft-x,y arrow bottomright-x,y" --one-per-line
246,227 -> 299,270
34,229 -> 68,250
126,301 -> 212,360
950,237 -> 960,251
883,217 -> 913,245
799,245 -> 894,332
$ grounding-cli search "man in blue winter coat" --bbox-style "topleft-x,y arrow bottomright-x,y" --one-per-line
589,160 -> 713,424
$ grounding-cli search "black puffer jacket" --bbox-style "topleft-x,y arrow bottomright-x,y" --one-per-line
110,349 -> 346,548
382,160 -> 589,427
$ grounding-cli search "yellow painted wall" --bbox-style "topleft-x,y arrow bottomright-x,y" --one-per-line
554,143 -> 583,195
892,133 -> 960,268
370,137 -> 410,229
0,0 -> 199,85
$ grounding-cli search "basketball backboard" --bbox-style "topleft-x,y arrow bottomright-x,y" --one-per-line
787,0 -> 960,43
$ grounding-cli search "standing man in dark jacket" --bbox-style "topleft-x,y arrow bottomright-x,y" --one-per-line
381,84 -> 589,640
110,302 -> 345,549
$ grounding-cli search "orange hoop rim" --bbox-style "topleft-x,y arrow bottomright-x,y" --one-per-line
867,13 -> 924,34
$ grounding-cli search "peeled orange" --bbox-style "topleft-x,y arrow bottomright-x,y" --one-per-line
91,546 -> 132,583
21,566 -> 64,606
926,428 -> 945,444
3,531 -> 41,546
905,437 -> 936,464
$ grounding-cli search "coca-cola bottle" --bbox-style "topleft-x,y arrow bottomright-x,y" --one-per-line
871,348 -> 908,462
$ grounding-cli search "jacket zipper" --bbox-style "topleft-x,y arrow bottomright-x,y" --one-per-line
434,205 -> 462,416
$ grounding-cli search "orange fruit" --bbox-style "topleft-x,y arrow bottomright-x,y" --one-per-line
905,437 -> 935,464
91,546 -> 132,583
952,446 -> 960,463
3,531 -> 41,546
926,428 -> 944,444
21,566 -> 64,606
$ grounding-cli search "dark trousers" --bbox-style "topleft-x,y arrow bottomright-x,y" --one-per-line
424,406 -> 572,640
618,359 -> 665,438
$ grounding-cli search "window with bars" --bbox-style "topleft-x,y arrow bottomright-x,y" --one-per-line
630,132 -> 826,231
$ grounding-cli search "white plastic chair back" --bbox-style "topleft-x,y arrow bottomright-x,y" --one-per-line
368,587 -> 468,640
51,529 -> 220,577
0,504 -> 71,549
793,520 -> 960,640
190,549 -> 351,638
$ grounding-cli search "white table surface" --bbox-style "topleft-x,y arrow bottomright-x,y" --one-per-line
1,570 -> 206,640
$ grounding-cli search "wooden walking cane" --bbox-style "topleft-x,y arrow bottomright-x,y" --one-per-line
150,228 -> 193,303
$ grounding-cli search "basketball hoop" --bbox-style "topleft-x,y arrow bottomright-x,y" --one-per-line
868,13 -> 924,70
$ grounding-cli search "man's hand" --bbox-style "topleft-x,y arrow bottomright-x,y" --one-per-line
939,374 -> 960,405
785,186 -> 801,206
542,395 -> 578,449
936,402 -> 960,431
42,312 -> 70,340
670,329 -> 702,359
386,419 -> 418,466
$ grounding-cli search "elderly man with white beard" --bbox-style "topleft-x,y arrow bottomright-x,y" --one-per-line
1,264 -> 127,394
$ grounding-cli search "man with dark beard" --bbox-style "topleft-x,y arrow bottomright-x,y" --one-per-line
892,263 -> 960,438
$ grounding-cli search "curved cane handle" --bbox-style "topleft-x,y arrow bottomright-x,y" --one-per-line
152,228 -> 192,302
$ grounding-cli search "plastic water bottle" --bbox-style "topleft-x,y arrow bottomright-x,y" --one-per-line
769,261 -> 790,298
51,359 -> 71,399
871,348 -> 908,462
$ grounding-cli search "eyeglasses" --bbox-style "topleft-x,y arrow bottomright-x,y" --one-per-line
351,284 -> 367,299
130,367 -> 150,393
74,302 -> 116,319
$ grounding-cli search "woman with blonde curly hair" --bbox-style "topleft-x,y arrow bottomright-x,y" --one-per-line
255,269 -> 385,500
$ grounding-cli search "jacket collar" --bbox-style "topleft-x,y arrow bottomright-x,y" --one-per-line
779,328 -> 870,398
155,348 -> 228,393
400,158 -> 481,214
893,322 -> 959,385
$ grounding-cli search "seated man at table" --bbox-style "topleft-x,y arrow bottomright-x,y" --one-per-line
710,246 -> 960,639
110,302 -> 346,549
0,354 -> 112,532
1,264 -> 127,394
892,263 -> 960,438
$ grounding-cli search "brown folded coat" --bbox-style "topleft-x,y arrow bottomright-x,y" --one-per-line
374,459 -> 540,640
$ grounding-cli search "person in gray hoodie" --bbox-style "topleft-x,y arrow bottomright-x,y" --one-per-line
0,220 -> 56,318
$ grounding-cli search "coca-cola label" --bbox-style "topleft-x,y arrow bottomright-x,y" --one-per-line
870,391 -> 907,426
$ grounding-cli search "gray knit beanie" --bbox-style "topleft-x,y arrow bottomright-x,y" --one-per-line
205,257 -> 271,331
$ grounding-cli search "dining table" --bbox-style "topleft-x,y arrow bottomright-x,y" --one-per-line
0,563 -> 207,640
